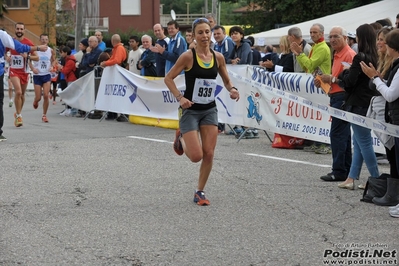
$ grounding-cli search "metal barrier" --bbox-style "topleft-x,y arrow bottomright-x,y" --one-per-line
84,66 -> 103,120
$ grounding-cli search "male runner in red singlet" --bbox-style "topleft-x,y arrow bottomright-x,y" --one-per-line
7,22 -> 37,127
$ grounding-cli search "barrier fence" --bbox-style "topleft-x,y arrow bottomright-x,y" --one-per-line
58,65 -> 399,153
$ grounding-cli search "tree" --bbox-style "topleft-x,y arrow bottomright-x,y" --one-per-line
220,0 -> 380,34
32,0 -> 75,46
55,0 -> 75,45
33,0 -> 57,41
0,0 -> 8,17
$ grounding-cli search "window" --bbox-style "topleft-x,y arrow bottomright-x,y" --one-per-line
121,0 -> 140,15
5,0 -> 29,8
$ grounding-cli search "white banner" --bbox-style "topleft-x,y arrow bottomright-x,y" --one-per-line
95,65 -> 185,119
57,71 -> 95,112
61,65 -> 399,153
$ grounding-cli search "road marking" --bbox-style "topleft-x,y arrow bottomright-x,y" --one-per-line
127,136 -> 331,168
127,135 -> 172,143
245,153 -> 331,168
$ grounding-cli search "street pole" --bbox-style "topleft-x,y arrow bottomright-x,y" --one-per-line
218,1 -> 221,25
186,2 -> 190,24
212,0 -> 217,22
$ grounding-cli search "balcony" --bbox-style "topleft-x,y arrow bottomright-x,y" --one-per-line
82,17 -> 109,32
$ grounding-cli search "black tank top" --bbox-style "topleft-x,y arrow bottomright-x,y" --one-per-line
184,48 -> 218,110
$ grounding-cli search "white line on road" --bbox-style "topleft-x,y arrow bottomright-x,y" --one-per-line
245,153 -> 331,168
127,136 -> 172,143
127,135 -> 331,168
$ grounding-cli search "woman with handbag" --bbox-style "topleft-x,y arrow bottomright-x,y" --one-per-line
361,29 -> 399,217
337,24 -> 380,190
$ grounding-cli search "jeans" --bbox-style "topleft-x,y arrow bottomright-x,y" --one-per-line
348,123 -> 379,179
0,74 -> 4,136
330,93 -> 351,177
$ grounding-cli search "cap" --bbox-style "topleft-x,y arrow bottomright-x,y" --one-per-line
80,38 -> 89,47
347,32 -> 356,39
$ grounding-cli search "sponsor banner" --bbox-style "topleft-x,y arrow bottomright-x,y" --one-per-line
95,65 -> 184,119
62,65 -> 398,153
57,71 -> 95,112
239,66 -> 399,153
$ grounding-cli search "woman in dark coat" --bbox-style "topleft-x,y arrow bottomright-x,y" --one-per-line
337,24 -> 380,190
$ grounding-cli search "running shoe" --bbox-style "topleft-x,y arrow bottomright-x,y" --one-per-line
33,100 -> 39,109
9,101 -> 13,107
0,135 -> 6,141
59,109 -> 71,116
389,206 -> 399,218
303,144 -> 318,152
193,191 -> 210,206
14,116 -> 23,127
389,203 -> 399,211
315,145 -> 332,154
42,115 -> 49,123
173,129 -> 184,155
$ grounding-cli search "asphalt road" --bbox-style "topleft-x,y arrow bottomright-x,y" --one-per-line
0,91 -> 397,266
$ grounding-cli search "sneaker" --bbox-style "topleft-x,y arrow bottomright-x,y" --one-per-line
303,144 -> 318,152
67,108 -> 78,117
116,115 -> 128,122
233,126 -> 243,134
9,101 -> 13,107
173,129 -> 184,156
33,100 -> 39,109
377,158 -> 389,165
389,203 -> 399,211
193,191 -> 210,206
88,113 -> 103,119
315,145 -> 332,154
59,109 -> 70,116
0,135 -> 6,141
245,130 -> 254,137
14,116 -> 23,127
389,206 -> 399,218
42,115 -> 49,123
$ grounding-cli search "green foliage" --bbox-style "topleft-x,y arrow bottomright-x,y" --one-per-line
161,0 -> 380,35
56,0 -> 75,45
0,0 -> 8,17
237,0 -> 380,34
33,0 -> 57,39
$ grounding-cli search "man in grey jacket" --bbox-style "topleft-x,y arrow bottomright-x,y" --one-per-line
287,27 -> 312,72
